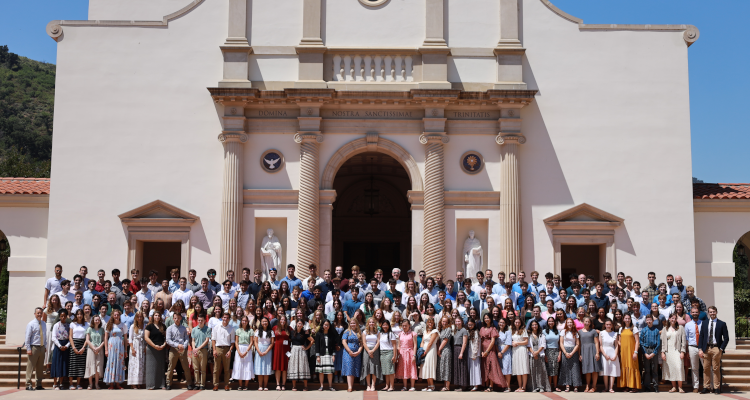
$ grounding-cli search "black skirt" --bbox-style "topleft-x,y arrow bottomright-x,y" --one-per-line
452,344 -> 469,387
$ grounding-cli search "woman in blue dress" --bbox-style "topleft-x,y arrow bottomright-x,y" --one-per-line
341,319 -> 363,392
496,317 -> 512,392
103,309 -> 127,389
333,311 -> 347,383
254,317 -> 275,390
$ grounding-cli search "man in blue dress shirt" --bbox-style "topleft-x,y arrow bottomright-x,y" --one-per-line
685,306 -> 703,392
343,286 -> 363,321
280,264 -> 303,292
640,315 -> 661,393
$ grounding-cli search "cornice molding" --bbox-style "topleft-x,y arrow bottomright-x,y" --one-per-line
694,199 -> 750,213
47,0 -> 205,42
540,0 -> 700,47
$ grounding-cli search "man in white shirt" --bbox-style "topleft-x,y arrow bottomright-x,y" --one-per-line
172,277 -> 195,308
420,277 -> 440,304
471,271 -> 486,293
268,268 -> 281,290
225,270 -> 240,293
211,312 -> 235,391
484,280 -> 502,305
136,278 -> 154,308
304,264 -> 325,292
392,268 -> 405,293
24,308 -> 46,390
217,280 -> 236,310
43,264 -> 66,308
630,281 -> 643,304
53,280 -> 75,307
374,269 -> 388,292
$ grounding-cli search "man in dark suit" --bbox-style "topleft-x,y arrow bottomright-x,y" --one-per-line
698,306 -> 729,394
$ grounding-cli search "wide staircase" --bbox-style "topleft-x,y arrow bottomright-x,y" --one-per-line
0,335 -> 749,390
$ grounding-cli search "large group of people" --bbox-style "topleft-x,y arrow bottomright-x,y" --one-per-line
24,263 -> 730,394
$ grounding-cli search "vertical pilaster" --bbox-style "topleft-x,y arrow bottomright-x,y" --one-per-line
420,107 -> 449,278
496,108 -> 524,275
295,107 -> 323,280
225,0 -> 249,47
296,0 -> 327,88
221,0 -> 251,87
419,0 -> 451,89
498,0 -> 522,48
218,132 -> 247,278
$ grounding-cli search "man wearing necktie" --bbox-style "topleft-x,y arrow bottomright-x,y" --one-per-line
698,306 -> 729,394
685,306 -> 703,392
24,307 -> 46,391
473,289 -> 488,314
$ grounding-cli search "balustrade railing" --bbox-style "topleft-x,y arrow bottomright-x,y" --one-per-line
331,54 -> 414,83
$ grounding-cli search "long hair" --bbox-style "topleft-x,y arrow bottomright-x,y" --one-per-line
106,309 -> 122,332
132,311 -> 144,335
333,310 -> 346,328
544,317 -> 558,335
275,314 -> 290,336
563,317 -> 578,335
47,295 -> 61,314
148,312 -> 166,334
345,319 -> 362,341
257,317 -> 273,338
364,317 -> 379,335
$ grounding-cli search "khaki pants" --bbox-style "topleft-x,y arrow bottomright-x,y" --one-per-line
191,348 -> 208,387
688,346 -> 703,388
25,345 -> 45,387
213,346 -> 230,386
703,347 -> 722,390
167,348 -> 193,386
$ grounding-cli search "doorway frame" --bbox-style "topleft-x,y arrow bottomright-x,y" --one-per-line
119,200 -> 198,277
544,203 -> 624,278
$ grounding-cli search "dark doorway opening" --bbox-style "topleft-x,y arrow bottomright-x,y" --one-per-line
332,152 -> 411,279
561,244 -> 601,283
142,242 -> 181,282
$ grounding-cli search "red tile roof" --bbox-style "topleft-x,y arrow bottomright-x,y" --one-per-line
0,178 -> 51,195
693,183 -> 750,200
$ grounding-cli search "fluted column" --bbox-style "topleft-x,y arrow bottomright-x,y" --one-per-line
295,132 -> 323,280
496,133 -> 525,274
420,133 -> 449,278
218,132 -> 247,278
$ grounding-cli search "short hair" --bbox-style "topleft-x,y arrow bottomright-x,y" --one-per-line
223,280 -> 232,285
625,275 -> 632,281
179,277 -> 187,283
388,278 -> 396,285
553,274 -> 560,280
708,306 -> 717,312
530,271 -> 539,277
571,283 -> 581,290
207,269 -> 216,276
446,279 -> 454,285
350,265 -> 359,272
122,279 -> 131,285
633,281 -> 641,286
201,277 -> 209,283
475,271 -> 484,277
686,285 -> 695,291
463,278 -> 472,286
140,277 -> 149,284
648,271 -> 656,277
520,282 -> 528,288
666,274 -> 674,278
111,269 -> 120,275
392,268 -> 401,273
375,269 -> 383,275
603,272 -> 612,278
287,264 -> 296,271
130,268 -> 137,274
189,269 -> 197,274
533,305 -> 541,311
98,269 -> 105,274
351,286 -> 360,293
617,272 -> 625,277
80,266 -> 88,271
309,277 -> 318,284
545,272 -> 553,280
595,282 -> 604,288
645,314 -> 654,320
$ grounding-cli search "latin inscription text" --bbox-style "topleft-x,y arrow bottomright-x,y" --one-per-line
330,111 -> 414,118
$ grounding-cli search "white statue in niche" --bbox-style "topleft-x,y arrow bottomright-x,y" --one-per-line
463,230 -> 483,279
259,228 -> 282,282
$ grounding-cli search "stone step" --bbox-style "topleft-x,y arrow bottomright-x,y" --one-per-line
722,367 -> 750,376
723,360 -> 750,368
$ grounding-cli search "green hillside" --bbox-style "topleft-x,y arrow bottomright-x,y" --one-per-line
0,45 -> 54,178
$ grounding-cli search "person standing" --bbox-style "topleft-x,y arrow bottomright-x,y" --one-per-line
528,320 -> 550,393
661,314 -> 686,393
288,318 -> 313,391
378,320 -> 398,391
396,319 -> 417,391
50,309 -> 71,390
699,306 -> 729,394
510,317 -> 530,392
253,317 -> 275,390
640,315 -> 661,393
617,314 -> 641,392
543,317 -> 560,391
479,314 -> 506,392
361,317 -> 383,391
496,318 -> 512,389
272,315 -> 291,389
421,317 -> 440,392
25,307 -> 47,391
127,312 -> 146,389
84,315 -> 105,389
436,316 -> 453,391
315,319 -> 340,391
599,320 -> 621,393
231,316 -> 255,390
685,306 -> 703,392
68,309 -> 88,390
44,264 -> 66,308
558,318 -> 582,392
103,309 -> 127,389
451,317 -> 469,391
341,319 -> 363,392
144,312 -> 167,390
578,317 -> 601,393
191,314 -> 212,390
165,312 -> 193,390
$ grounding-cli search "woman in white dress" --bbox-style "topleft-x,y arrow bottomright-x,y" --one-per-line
510,317 -> 529,392
44,295 -> 62,371
465,319 -> 482,391
127,311 -> 146,388
598,320 -> 621,393
660,314 -> 686,393
233,316 -> 256,390
420,317 -> 440,391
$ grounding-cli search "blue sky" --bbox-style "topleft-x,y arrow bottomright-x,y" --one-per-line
1,0 -> 747,183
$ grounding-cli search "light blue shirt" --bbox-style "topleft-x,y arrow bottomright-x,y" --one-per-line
685,319 -> 702,347
168,279 -> 180,294
120,311 -> 135,329
497,329 -> 512,355
546,290 -> 560,303
527,282 -> 545,301
544,330 -> 560,349
281,276 -> 302,291
269,279 -> 281,290
492,284 -> 507,296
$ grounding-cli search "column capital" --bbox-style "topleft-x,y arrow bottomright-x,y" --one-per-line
419,133 -> 449,145
294,132 -> 324,144
218,132 -> 248,143
496,134 -> 526,145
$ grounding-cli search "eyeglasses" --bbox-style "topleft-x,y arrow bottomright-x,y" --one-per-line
209,273 -> 216,276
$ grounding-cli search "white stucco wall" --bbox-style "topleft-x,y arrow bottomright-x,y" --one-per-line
324,0 -> 426,47
520,0 -> 696,287
0,204 -> 49,345
45,0 -> 228,304
250,0 -> 303,47
693,209 -> 750,350
88,0 -> 191,21
445,0 -> 499,48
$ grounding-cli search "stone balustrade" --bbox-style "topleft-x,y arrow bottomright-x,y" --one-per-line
332,54 -> 414,83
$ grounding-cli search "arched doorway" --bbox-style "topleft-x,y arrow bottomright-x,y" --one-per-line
331,152 -> 412,278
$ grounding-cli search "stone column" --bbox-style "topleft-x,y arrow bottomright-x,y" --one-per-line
420,108 -> 448,278
496,109 -> 524,274
295,108 -> 323,280
218,132 -> 248,278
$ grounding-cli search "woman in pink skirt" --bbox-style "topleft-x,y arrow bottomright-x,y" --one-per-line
397,319 -> 418,391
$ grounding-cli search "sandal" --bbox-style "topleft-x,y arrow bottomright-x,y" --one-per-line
401,387 -> 407,391
669,388 -> 677,393
409,387 -> 415,391
565,387 -> 570,392
441,387 -> 448,391
318,387 -> 323,391
276,386 -> 281,391
679,388 -> 685,393
609,389 -> 615,393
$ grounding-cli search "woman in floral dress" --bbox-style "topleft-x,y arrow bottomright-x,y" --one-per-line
127,312 -> 146,388
479,314 -> 507,392
103,309 -> 127,389
341,319 -> 363,392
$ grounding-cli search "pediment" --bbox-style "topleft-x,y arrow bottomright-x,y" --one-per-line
544,203 -> 623,227
118,200 -> 198,226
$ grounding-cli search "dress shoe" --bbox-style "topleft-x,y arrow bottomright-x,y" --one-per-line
35,386 -> 45,390
693,388 -> 700,393
225,385 -> 231,391
715,388 -> 721,395
26,385 -> 34,391
187,385 -> 194,390
165,385 -> 171,391
653,387 -> 659,393
213,385 -> 219,391
700,388 -> 712,394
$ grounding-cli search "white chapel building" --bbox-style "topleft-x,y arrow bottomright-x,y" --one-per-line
1,0 -> 749,346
